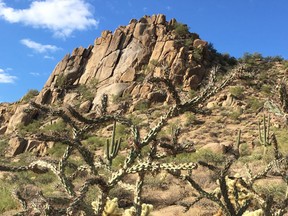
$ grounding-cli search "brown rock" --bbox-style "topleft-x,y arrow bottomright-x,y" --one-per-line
7,136 -> 28,157
147,92 -> 167,103
6,104 -> 37,134
0,126 -> 7,135
79,100 -> 92,113
120,68 -> 136,82
193,39 -> 208,48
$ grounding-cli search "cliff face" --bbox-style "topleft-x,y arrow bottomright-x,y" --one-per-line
1,14 -> 214,140
35,14 -> 210,109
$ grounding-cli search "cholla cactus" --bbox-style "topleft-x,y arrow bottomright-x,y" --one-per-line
92,197 -> 122,216
123,204 -> 153,216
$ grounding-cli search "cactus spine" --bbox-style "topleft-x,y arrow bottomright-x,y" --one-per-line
105,121 -> 122,166
258,114 -> 270,155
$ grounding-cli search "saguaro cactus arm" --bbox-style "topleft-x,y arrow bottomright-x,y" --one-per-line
105,121 -> 122,166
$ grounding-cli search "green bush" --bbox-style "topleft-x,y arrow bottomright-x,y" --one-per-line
247,97 -> 264,112
76,84 -> 94,101
21,89 -> 39,102
0,180 -> 19,213
260,84 -> 272,96
173,22 -> 189,38
228,110 -> 242,121
55,73 -> 67,88
19,120 -> 42,134
0,140 -> 8,157
229,86 -> 244,99
42,119 -> 67,132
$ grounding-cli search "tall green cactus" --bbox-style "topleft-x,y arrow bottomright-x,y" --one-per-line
235,129 -> 241,158
105,121 -> 122,167
258,114 -> 271,155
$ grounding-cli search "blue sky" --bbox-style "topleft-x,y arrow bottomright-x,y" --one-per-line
0,0 -> 287,103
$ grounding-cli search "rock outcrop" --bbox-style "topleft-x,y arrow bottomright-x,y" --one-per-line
35,14 -> 210,109
2,14 -> 212,137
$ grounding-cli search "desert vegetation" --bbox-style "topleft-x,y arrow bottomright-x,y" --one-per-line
1,59 -> 288,216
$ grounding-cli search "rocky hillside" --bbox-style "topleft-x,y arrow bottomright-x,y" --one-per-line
0,14 -> 229,151
0,14 -> 288,216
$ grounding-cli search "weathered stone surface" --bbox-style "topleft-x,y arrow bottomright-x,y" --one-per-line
7,136 -> 28,157
120,68 -> 136,82
92,83 -> 130,109
79,100 -> 92,113
6,104 -> 37,134
147,92 -> 167,103
32,14 -> 210,110
193,39 -> 208,48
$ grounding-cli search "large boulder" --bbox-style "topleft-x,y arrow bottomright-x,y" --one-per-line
6,104 -> 37,134
6,136 -> 28,157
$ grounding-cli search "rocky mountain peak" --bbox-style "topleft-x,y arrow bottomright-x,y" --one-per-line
35,14 -> 210,111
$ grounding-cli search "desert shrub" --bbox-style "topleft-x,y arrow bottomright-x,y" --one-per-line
247,97 -> 264,112
184,112 -> 196,126
229,86 -> 244,99
88,78 -> 99,89
0,180 -> 19,214
19,120 -> 42,134
0,140 -> 8,157
84,136 -> 106,148
47,142 -> 68,158
76,84 -> 94,101
228,110 -> 242,121
255,182 -> 287,202
42,119 -> 67,132
166,149 -> 225,165
283,61 -> 288,70
134,100 -> 150,111
192,47 -> 203,62
21,89 -> 39,102
55,73 -> 67,88
260,84 -> 273,96
273,128 -> 288,154
173,22 -> 189,38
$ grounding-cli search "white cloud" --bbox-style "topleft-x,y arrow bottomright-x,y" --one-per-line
20,38 -> 60,53
44,55 -> 55,60
0,0 -> 98,38
29,72 -> 40,76
0,68 -> 17,83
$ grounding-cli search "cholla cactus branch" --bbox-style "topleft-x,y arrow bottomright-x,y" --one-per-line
34,133 -> 97,175
251,158 -> 284,183
271,133 -> 281,159
67,177 -> 109,215
219,175 -> 237,215
13,190 -> 28,211
134,172 -> 145,215
180,64 -> 244,111
179,196 -> 204,212
148,77 -> 181,105
29,101 -> 80,132
179,174 -> 230,215
141,106 -> 176,147
101,94 -> 108,115
127,161 -> 197,174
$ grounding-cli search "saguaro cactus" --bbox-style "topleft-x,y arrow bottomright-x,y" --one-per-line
258,114 -> 271,155
105,121 -> 122,167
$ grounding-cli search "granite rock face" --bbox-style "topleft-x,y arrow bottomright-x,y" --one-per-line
3,14 -> 211,137
35,14 -> 209,108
